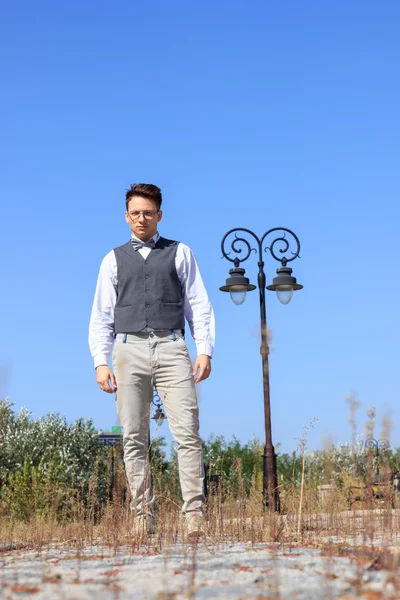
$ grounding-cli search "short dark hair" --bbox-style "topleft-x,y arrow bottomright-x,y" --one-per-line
125,183 -> 162,211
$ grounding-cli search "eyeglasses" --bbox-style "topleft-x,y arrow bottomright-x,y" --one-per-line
128,210 -> 159,221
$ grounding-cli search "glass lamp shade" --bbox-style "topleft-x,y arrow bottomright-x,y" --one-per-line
276,286 -> 294,305
229,285 -> 248,305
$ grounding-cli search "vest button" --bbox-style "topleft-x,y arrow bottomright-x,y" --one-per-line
145,289 -> 149,293
146,304 -> 150,308
145,275 -> 149,279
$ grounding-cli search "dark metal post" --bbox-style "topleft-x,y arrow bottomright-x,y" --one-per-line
258,260 -> 280,511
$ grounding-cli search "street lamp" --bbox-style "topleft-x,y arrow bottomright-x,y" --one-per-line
220,227 -> 303,511
365,438 -> 390,476
148,389 -> 167,484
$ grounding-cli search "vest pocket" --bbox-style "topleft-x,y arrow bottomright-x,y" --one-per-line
114,305 -> 134,330
158,301 -> 184,325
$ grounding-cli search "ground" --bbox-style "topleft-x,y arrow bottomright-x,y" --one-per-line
1,538 -> 399,599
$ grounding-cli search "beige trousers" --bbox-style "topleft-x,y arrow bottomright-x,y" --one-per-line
112,330 -> 204,518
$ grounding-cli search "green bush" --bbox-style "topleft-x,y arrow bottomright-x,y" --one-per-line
0,399 -> 103,521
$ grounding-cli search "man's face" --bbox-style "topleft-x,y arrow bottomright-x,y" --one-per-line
125,196 -> 163,240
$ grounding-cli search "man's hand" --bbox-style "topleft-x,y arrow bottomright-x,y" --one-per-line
96,365 -> 117,393
192,355 -> 212,384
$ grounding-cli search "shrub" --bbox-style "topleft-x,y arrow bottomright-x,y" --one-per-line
0,399 -> 103,521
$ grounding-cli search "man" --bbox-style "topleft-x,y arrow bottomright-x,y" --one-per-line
89,183 -> 215,538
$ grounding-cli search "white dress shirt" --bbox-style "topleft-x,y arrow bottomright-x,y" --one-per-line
89,232 -> 215,369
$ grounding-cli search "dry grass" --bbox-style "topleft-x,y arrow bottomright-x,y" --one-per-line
1,453 -> 400,551
2,454 -> 400,599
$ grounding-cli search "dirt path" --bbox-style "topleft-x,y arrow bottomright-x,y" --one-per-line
1,541 -> 396,599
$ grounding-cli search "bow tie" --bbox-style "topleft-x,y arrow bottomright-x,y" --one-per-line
131,238 -> 156,251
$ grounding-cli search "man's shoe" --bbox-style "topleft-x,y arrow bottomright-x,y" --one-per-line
184,513 -> 204,542
128,516 -> 156,539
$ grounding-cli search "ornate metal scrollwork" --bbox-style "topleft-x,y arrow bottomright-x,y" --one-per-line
221,227 -> 301,266
379,439 -> 390,451
365,438 -> 390,451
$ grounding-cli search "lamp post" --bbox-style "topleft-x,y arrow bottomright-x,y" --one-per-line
220,227 -> 303,511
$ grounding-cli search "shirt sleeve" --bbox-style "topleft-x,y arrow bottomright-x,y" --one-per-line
88,251 -> 117,369
176,243 -> 215,358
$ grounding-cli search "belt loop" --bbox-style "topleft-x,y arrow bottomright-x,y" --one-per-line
171,329 -> 177,341
123,333 -> 127,343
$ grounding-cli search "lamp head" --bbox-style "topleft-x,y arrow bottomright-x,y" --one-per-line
266,264 -> 303,305
220,263 -> 256,305
152,407 -> 167,422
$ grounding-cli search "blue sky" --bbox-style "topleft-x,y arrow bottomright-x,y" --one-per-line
1,0 -> 399,454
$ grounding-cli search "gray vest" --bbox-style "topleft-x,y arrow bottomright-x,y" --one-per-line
113,237 -> 184,333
